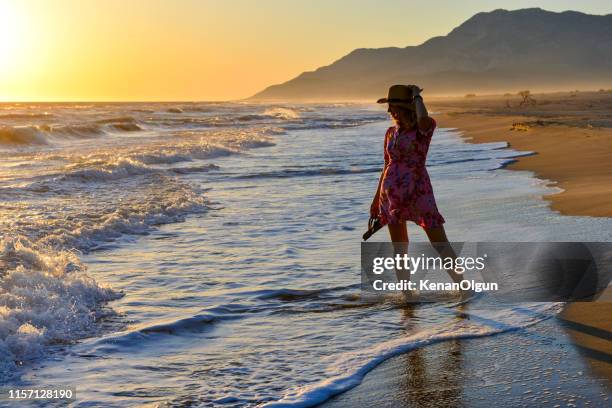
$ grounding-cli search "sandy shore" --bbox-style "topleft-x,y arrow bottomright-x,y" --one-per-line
430,91 -> 612,394
320,91 -> 612,406
429,91 -> 612,218
428,90 -> 611,381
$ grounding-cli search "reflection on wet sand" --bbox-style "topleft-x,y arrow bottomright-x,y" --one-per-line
323,299 -> 610,407
397,305 -> 464,407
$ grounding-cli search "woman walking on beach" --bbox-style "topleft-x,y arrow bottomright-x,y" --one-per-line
370,85 -> 466,294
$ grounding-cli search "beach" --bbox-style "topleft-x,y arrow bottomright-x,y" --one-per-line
323,92 -> 612,408
430,91 -> 612,217
2,2 -> 612,406
431,91 -> 612,383
0,101 -> 610,406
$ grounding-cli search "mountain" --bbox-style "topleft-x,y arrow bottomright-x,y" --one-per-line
250,8 -> 612,100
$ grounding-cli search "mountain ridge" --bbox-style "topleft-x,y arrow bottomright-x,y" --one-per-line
250,8 -> 612,101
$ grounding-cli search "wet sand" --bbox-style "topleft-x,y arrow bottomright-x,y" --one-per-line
322,314 -> 610,407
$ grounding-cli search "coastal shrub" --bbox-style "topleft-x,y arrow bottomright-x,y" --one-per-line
518,90 -> 536,106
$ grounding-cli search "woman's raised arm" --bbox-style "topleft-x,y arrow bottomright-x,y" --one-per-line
408,85 -> 433,132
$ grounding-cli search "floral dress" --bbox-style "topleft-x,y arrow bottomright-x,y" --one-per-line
378,118 -> 445,228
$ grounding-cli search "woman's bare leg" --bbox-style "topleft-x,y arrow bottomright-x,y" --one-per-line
388,221 -> 408,243
388,222 -> 413,296
423,225 -> 448,243
423,225 -> 464,284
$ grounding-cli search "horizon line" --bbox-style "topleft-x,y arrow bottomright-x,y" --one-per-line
1,88 -> 610,105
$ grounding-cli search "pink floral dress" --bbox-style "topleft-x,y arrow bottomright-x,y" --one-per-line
378,118 -> 445,228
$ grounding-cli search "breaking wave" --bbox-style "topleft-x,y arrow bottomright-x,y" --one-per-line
0,172 -> 211,378
263,107 -> 300,120
0,126 -> 50,145
0,121 -> 144,147
0,237 -> 122,380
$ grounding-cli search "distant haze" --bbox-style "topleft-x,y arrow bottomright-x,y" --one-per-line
251,8 -> 612,101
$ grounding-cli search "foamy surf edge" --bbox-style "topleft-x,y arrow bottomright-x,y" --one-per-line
0,237 -> 123,380
262,302 -> 563,407
0,126 -> 282,378
0,178 -> 211,379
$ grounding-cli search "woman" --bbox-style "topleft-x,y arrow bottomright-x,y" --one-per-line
371,84 -> 466,294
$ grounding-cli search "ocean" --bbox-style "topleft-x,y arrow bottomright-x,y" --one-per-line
1,102 -> 611,407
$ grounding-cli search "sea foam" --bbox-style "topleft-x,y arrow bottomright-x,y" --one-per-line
0,237 -> 121,379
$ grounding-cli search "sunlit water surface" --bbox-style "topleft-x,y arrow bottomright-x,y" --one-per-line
1,102 -> 611,407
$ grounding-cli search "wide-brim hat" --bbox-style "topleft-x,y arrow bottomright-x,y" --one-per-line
377,85 -> 416,110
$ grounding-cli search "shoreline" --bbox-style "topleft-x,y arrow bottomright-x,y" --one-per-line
321,94 -> 612,407
435,112 -> 612,217
429,91 -> 612,218
322,315 -> 611,407
429,95 -> 612,397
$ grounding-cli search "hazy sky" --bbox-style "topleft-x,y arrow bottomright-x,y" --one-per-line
1,0 -> 611,101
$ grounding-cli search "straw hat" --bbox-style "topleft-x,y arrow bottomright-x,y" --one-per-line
377,85 -> 418,110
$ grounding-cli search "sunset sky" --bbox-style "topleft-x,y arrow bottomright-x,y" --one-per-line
1,0 -> 611,101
